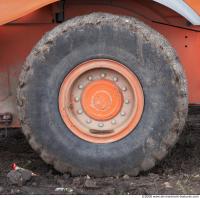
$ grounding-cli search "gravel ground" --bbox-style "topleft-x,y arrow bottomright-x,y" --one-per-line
0,105 -> 200,195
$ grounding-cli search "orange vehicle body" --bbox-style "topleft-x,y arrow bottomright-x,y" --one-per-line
0,0 -> 200,128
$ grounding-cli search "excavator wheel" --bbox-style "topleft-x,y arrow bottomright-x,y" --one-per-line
17,13 -> 188,176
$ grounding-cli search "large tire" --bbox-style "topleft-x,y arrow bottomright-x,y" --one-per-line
17,13 -> 188,176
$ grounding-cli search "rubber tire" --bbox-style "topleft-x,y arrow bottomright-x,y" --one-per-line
17,13 -> 188,177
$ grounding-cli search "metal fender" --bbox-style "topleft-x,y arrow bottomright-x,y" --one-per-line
0,0 -> 59,26
153,0 -> 200,25
0,0 -> 200,26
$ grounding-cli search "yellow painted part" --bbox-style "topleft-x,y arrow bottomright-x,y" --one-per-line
0,0 -> 59,25
184,0 -> 200,15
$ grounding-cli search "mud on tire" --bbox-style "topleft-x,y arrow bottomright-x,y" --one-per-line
17,13 -> 188,176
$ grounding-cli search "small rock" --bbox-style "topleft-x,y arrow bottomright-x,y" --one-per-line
192,174 -> 200,181
55,187 -> 73,193
164,182 -> 172,188
16,189 -> 21,194
0,186 -> 4,193
123,174 -> 130,180
84,179 -> 97,188
7,169 -> 32,186
10,189 -> 15,194
72,177 -> 82,186
32,182 -> 37,186
28,160 -> 32,163
149,173 -> 159,180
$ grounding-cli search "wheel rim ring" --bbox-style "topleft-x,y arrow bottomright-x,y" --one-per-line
59,59 -> 144,143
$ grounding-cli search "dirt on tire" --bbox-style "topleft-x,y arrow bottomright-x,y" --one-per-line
0,105 -> 200,195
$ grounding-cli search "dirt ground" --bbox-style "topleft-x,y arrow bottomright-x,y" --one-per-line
0,106 -> 200,195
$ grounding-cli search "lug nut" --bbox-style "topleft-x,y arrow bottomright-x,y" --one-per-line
78,85 -> 83,89
101,73 -> 106,78
98,123 -> 104,127
122,87 -> 127,91
75,97 -> 80,102
77,109 -> 83,114
120,112 -> 126,116
125,99 -> 129,104
111,120 -> 116,125
113,77 -> 118,82
86,119 -> 92,124
88,76 -> 93,81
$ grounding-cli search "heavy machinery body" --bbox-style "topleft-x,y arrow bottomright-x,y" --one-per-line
0,0 -> 200,128
0,0 -> 200,176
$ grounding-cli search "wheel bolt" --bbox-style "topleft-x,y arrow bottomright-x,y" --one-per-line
78,85 -> 83,89
101,73 -> 106,78
77,109 -> 83,114
122,87 -> 127,91
121,112 -> 126,116
113,77 -> 118,82
125,99 -> 129,104
98,123 -> 104,127
111,120 -> 116,125
88,76 -> 93,81
86,119 -> 92,124
75,97 -> 80,102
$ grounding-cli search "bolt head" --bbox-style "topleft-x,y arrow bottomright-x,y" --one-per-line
78,85 -> 83,89
120,112 -> 126,116
113,77 -> 118,82
77,109 -> 83,114
111,120 -> 116,125
98,123 -> 104,127
125,99 -> 129,104
122,87 -> 127,91
86,119 -> 92,124
75,97 -> 80,102
101,73 -> 106,78
88,76 -> 93,81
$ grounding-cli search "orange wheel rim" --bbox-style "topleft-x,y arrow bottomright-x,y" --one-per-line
59,59 -> 144,143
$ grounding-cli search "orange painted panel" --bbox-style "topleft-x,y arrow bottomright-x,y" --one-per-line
0,24 -> 55,128
184,0 -> 200,15
0,0 -> 58,25
151,22 -> 200,104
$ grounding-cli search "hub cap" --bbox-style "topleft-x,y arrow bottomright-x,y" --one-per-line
59,59 -> 144,143
82,79 -> 123,121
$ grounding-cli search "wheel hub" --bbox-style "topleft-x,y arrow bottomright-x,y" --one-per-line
59,59 -> 144,143
82,80 -> 123,121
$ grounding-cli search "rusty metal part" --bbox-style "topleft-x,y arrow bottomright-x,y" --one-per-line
59,59 -> 144,143
0,113 -> 13,126
53,0 -> 65,23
